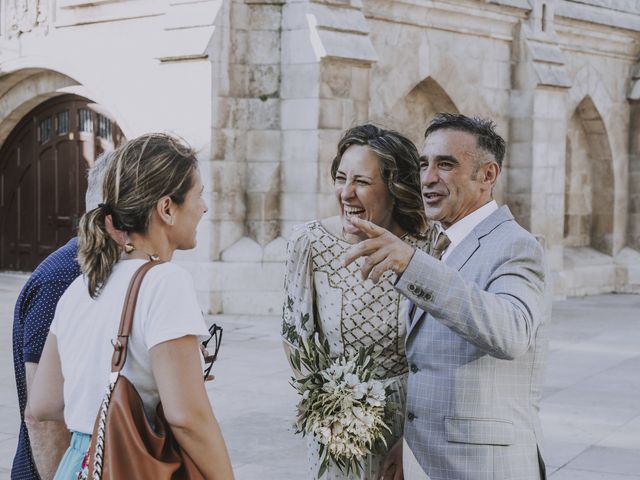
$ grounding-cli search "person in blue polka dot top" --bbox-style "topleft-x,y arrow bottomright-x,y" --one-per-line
11,152 -> 111,480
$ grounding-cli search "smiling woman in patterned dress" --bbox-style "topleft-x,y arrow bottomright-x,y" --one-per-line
282,124 -> 433,480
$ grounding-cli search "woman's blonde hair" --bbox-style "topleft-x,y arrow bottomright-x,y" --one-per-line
78,133 -> 198,297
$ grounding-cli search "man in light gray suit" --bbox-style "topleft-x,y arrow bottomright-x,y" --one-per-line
344,113 -> 549,480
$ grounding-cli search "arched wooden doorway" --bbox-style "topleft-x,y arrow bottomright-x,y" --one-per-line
0,94 -> 124,271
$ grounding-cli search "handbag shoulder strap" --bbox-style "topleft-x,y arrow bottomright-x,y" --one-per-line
111,260 -> 164,373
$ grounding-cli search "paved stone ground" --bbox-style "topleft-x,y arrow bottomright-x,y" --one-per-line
0,273 -> 638,479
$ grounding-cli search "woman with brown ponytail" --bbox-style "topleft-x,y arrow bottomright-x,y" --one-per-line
27,133 -> 234,480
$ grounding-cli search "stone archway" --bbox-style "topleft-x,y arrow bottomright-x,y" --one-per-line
380,77 -> 459,145
564,96 -> 614,255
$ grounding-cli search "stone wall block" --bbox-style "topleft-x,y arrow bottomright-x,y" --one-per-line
280,192 -> 317,221
228,64 -> 249,97
317,158 -> 335,194
215,221 -> 248,259
229,100 -> 250,131
217,261 -> 286,291
229,29 -> 249,64
511,118 -> 533,143
281,161 -> 319,193
497,61 -> 512,90
510,90 -> 534,119
246,191 -> 280,220
247,98 -> 281,129
247,130 -> 281,162
221,237 -> 263,262
353,100 -> 369,124
281,220 -> 302,240
508,167 -> 532,194
210,160 -> 246,192
281,98 -> 320,130
247,30 -> 281,64
282,130 -> 320,162
247,161 -> 280,192
319,98 -> 348,129
263,236 -> 288,261
505,193 -> 532,229
230,2 -> 250,30
282,29 -> 319,64
350,66 -> 370,101
316,192 -> 338,219
210,191 -> 246,221
318,128 -> 342,165
248,64 -> 280,98
506,142 -> 533,168
247,219 -> 280,245
320,61 -> 352,98
482,61 -> 500,89
212,96 -> 232,129
320,98 -> 357,130
249,4 -> 282,30
311,3 -> 369,33
281,2 -> 310,30
281,63 -> 320,99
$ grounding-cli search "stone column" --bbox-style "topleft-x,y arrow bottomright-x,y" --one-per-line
244,0 -> 284,246
509,14 -> 571,296
628,66 -> 640,250
280,0 -> 378,234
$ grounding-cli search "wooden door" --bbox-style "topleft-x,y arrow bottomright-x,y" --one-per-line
0,95 -> 123,271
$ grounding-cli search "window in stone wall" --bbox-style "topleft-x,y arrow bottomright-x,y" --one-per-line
78,108 -> 93,132
57,110 -> 69,135
97,114 -> 112,141
37,117 -> 52,144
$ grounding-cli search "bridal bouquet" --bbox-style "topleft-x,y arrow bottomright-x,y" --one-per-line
289,333 -> 396,478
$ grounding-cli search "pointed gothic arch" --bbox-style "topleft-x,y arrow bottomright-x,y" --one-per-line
379,77 -> 459,145
564,96 -> 615,255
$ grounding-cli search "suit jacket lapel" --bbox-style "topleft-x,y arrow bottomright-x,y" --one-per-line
406,206 -> 514,341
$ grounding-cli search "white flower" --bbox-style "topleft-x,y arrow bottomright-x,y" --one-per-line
317,426 -> 331,445
366,380 -> 386,406
352,406 -> 375,427
353,382 -> 369,400
344,373 -> 359,387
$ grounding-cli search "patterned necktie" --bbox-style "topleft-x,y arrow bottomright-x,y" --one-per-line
431,230 -> 451,260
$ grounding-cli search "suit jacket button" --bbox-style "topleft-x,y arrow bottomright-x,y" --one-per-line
410,364 -> 419,373
424,292 -> 432,301
408,284 -> 415,292
415,287 -> 423,295
407,412 -> 416,421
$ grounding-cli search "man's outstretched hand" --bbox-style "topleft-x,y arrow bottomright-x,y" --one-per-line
342,217 -> 415,283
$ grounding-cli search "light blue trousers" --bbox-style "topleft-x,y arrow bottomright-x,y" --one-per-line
53,431 -> 91,480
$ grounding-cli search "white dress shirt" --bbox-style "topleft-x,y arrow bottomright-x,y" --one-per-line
440,200 -> 498,261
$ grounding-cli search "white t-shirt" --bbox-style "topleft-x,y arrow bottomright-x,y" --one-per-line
50,259 -> 209,434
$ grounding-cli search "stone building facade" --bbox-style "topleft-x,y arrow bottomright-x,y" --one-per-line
1,0 -> 639,316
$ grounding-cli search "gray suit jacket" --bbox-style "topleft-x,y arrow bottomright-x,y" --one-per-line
396,206 -> 550,480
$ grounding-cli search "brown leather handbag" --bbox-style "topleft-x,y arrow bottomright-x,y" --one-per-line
85,261 -> 205,479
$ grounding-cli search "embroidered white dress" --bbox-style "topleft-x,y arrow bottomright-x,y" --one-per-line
282,220 -> 431,480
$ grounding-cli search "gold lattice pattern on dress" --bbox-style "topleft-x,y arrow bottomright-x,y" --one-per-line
309,223 -> 429,378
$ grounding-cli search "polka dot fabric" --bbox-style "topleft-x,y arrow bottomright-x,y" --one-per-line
11,237 -> 81,479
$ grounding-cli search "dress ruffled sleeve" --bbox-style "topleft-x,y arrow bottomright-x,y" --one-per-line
281,223 -> 315,349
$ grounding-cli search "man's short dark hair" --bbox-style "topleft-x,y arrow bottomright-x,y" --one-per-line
424,113 -> 506,167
